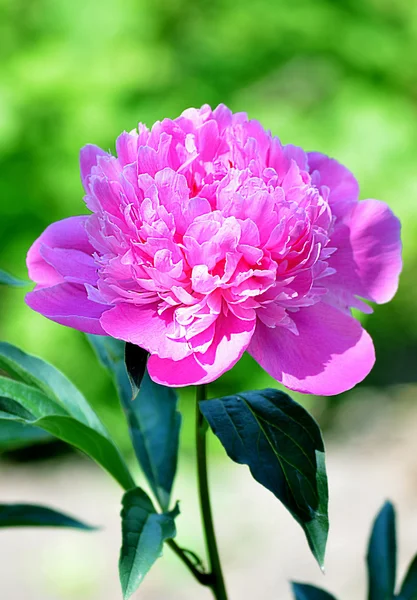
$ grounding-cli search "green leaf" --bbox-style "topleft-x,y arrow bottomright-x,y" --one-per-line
119,487 -> 179,599
0,503 -> 96,530
200,389 -> 329,567
0,376 -> 135,490
303,450 -> 328,568
0,377 -> 68,418
0,420 -> 51,451
124,342 -> 149,398
398,555 -> 417,600
87,335 -> 126,373
292,582 -> 338,600
122,372 -> 181,511
88,336 -> 181,511
0,342 -> 106,433
0,269 -> 27,287
367,501 -> 397,600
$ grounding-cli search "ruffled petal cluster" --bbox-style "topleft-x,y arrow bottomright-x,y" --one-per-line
26,105 -> 402,394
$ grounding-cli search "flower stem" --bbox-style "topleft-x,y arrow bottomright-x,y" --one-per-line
196,384 -> 229,600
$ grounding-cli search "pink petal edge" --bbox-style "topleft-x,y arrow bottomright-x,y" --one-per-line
248,303 -> 375,396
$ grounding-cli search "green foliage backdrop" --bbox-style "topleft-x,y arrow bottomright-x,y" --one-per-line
1,0 -> 416,447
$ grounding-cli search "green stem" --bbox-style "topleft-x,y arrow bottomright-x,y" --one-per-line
167,539 -> 212,586
196,385 -> 229,600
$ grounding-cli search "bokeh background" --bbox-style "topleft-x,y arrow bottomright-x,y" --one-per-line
1,0 -> 417,598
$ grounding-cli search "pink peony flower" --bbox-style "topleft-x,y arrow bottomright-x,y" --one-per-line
26,105 -> 402,394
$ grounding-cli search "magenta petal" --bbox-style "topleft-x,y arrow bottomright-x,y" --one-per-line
148,313 -> 256,387
328,199 -> 402,304
27,245 -> 63,288
25,283 -> 108,334
308,152 -> 359,219
248,303 -> 375,395
26,216 -> 105,333
116,131 -> 139,166
195,313 -> 256,379
100,303 -> 192,361
80,144 -> 109,188
147,354 -> 207,387
27,216 -> 94,287
40,247 -> 97,285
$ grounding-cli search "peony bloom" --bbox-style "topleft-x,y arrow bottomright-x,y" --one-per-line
26,105 -> 402,394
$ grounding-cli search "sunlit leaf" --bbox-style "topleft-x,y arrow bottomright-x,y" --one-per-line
0,376 -> 134,490
119,487 -> 178,599
0,342 -> 106,433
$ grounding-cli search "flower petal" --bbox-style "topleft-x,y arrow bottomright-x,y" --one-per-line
25,283 -> 108,334
148,313 -> 256,387
100,303 -> 192,361
116,131 -> 139,166
80,144 -> 109,188
40,247 -> 97,285
328,199 -> 402,305
248,303 -> 375,395
308,152 -> 359,219
147,354 -> 207,387
27,216 -> 94,288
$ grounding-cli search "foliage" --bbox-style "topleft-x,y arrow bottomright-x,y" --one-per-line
200,390 -> 328,566
88,336 -> 181,512
119,488 -> 179,600
292,501 -> 417,600
0,332 -> 329,597
0,503 -> 96,530
0,342 -> 134,489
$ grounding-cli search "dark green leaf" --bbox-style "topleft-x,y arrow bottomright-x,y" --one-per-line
0,376 -> 135,490
367,501 -> 397,600
200,389 -> 329,566
0,269 -> 27,287
88,336 -> 181,511
121,372 -> 181,511
124,342 -> 149,399
398,555 -> 417,600
292,582 -> 337,600
119,487 -> 179,599
0,503 -> 96,530
304,450 -> 328,567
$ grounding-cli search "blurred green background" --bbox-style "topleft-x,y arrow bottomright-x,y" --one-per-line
1,0 -> 417,449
